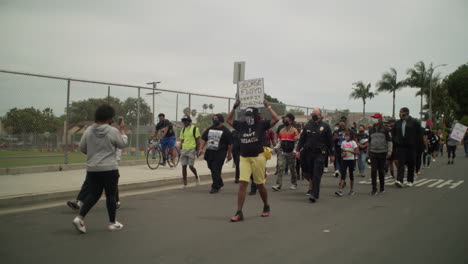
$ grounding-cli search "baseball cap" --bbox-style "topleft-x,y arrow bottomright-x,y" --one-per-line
245,107 -> 259,116
371,113 -> 383,119
181,115 -> 191,122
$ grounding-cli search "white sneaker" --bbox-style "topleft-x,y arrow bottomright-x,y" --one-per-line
72,217 -> 86,234
272,185 -> 281,191
394,181 -> 404,188
323,168 -> 329,173
289,185 -> 297,190
196,177 -> 201,185
406,182 -> 414,187
108,221 -> 124,231
432,159 -> 436,162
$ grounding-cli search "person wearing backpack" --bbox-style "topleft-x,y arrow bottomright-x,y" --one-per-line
179,115 -> 201,187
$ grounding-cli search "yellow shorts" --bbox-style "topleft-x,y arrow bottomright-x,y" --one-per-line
240,155 -> 267,185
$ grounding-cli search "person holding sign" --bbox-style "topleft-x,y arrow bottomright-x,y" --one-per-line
227,99 -> 280,222
198,114 -> 233,194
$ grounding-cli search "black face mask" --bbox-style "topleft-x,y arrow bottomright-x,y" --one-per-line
312,115 -> 319,121
283,121 -> 290,126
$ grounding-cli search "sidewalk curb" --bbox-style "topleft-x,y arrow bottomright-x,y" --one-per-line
0,160 -> 147,176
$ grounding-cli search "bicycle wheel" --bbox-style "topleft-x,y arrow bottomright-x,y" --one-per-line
167,148 -> 181,168
146,147 -> 162,170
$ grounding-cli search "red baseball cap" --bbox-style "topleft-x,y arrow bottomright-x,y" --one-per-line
371,113 -> 383,119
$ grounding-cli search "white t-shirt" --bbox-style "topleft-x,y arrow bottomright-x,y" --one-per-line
341,140 -> 358,161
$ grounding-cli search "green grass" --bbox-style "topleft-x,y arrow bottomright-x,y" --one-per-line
0,150 -> 143,168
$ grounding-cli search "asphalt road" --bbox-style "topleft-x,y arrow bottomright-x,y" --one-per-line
1,152 -> 467,264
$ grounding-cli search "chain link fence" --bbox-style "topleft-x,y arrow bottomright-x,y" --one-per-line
0,69 -> 347,168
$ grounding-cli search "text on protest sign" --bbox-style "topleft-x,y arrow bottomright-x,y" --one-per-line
237,78 -> 264,110
449,123 -> 467,142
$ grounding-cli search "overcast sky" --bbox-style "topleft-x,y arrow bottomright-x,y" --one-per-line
1,0 -> 467,119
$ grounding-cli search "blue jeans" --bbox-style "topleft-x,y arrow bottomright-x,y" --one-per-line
357,150 -> 367,174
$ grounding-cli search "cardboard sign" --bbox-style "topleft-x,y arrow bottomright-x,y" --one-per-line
237,78 -> 264,110
449,123 -> 467,142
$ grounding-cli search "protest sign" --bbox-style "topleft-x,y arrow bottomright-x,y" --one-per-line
237,78 -> 264,110
449,123 -> 467,142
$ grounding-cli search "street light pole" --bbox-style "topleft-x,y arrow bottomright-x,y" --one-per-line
147,81 -> 161,127
428,64 -> 447,122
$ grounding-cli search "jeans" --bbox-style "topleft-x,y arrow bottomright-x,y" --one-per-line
357,150 -> 367,174
370,152 -> 386,192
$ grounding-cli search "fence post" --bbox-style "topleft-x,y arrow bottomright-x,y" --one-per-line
64,79 -> 71,164
137,88 -> 141,157
176,94 -> 179,121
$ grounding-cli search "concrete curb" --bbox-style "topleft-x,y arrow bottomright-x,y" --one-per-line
0,160 -> 147,176
0,171 -> 237,210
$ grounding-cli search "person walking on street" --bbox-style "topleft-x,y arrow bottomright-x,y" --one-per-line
227,100 -> 280,222
356,125 -> 369,177
447,129 -> 458,164
272,113 -> 300,191
334,130 -> 358,196
392,107 -> 422,188
72,105 -> 128,234
179,115 -> 201,187
333,120 -> 347,178
296,108 -> 334,203
368,113 -> 392,195
198,114 -> 233,193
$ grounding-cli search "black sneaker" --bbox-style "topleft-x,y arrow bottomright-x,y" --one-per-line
305,190 -> 312,196
371,190 -> 378,196
209,188 -> 219,194
67,201 -> 80,211
309,196 -> 317,203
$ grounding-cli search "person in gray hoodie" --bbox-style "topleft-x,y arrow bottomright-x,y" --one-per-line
368,113 -> 393,195
72,105 -> 127,234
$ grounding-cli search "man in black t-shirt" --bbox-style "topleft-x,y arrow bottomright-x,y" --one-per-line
152,113 -> 176,166
198,114 -> 233,193
227,99 -> 280,222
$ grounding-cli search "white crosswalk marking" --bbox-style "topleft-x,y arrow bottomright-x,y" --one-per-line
357,177 -> 464,190
428,180 -> 446,188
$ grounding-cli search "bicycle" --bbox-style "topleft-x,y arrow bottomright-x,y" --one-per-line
146,138 -> 181,170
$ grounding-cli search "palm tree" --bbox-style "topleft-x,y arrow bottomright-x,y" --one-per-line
406,61 -> 431,119
202,104 -> 208,113
208,104 -> 214,113
350,81 -> 377,119
376,68 -> 406,118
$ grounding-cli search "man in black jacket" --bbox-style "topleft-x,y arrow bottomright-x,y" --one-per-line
392,107 -> 422,188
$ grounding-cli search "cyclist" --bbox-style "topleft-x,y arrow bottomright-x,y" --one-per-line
151,113 -> 176,166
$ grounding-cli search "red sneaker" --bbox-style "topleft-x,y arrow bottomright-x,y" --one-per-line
261,205 -> 270,217
230,211 -> 244,222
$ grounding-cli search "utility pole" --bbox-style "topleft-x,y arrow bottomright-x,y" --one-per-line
146,81 -> 161,127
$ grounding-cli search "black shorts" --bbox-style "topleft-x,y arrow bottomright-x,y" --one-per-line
300,151 -> 326,173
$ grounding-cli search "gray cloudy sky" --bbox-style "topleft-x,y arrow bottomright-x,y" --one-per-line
1,0 -> 467,119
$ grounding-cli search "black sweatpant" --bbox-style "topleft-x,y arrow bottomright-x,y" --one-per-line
206,152 -> 226,190
340,159 -> 355,181
79,170 -> 119,223
415,151 -> 423,173
77,171 -> 120,202
370,152 -> 386,192
301,151 -> 326,199
395,147 -> 416,184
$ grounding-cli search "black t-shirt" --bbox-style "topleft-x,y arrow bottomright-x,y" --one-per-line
155,120 -> 175,138
233,120 -> 271,157
333,129 -> 346,154
201,125 -> 232,159
356,133 -> 369,149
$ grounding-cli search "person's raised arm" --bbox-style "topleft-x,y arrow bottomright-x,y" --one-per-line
264,100 -> 280,127
227,99 -> 240,127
